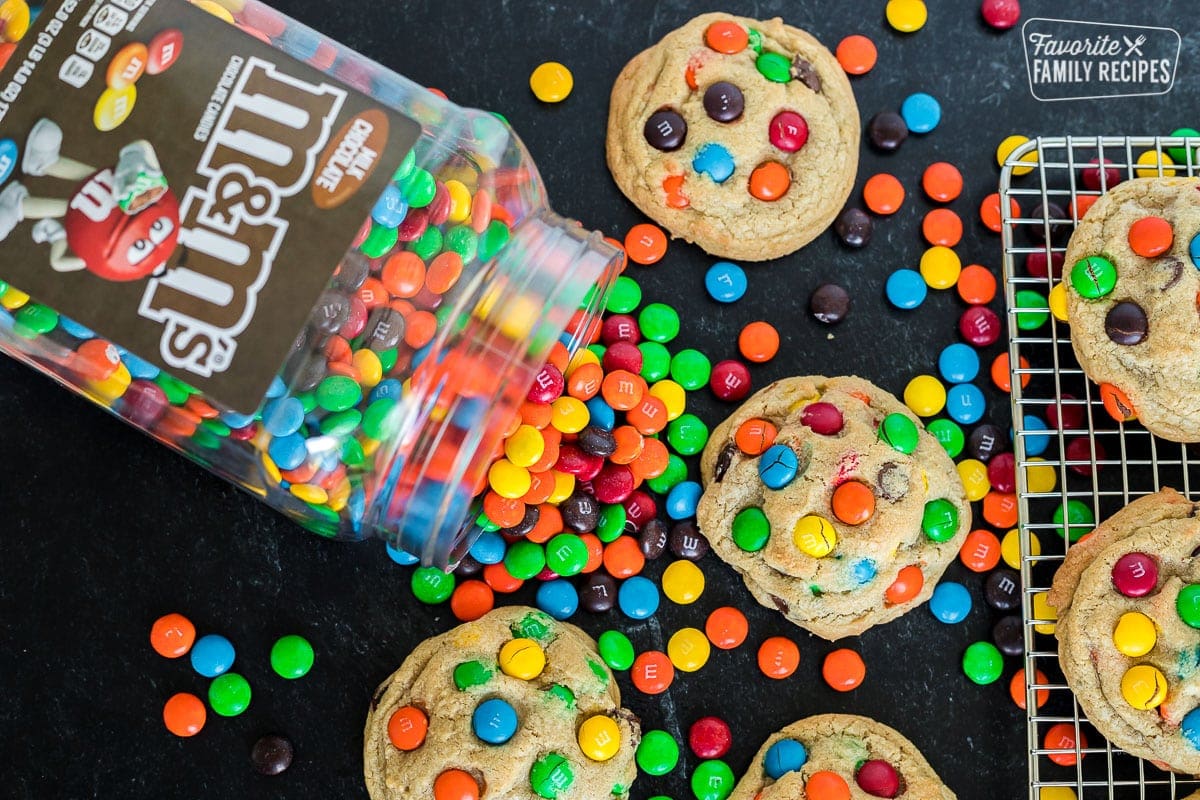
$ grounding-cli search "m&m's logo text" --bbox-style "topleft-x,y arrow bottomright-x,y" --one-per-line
138,56 -> 346,379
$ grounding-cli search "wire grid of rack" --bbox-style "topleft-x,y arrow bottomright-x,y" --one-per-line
1004,136 -> 1200,799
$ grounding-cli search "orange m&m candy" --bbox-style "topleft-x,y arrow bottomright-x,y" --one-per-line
163,692 -> 206,737
959,529 -> 1001,572
705,20 -> 748,54
863,173 -> 904,215
705,606 -> 748,650
983,491 -> 1018,528
1011,668 -> 1050,711
957,264 -> 997,304
631,650 -> 674,694
884,565 -> 924,604
433,768 -> 480,800
624,223 -> 668,265
749,161 -> 791,201
757,636 -> 800,679
822,648 -> 866,692
1044,723 -> 1086,767
922,161 -> 964,202
449,580 -> 494,622
980,192 -> 1020,233
922,208 -> 963,247
388,705 -> 429,750
734,418 -> 777,455
805,770 -> 851,800
1128,216 -> 1173,257
835,34 -> 877,75
738,321 -> 780,363
1100,383 -> 1136,422
831,480 -> 874,525
150,612 -> 196,658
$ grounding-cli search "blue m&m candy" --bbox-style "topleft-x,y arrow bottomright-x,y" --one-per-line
386,542 -> 420,565
191,634 -> 236,678
1183,707 -> 1200,749
468,530 -> 506,565
472,697 -> 518,745
758,444 -> 799,489
1190,232 -> 1200,269
666,481 -> 702,520
929,581 -> 972,624
1021,414 -> 1051,456
536,580 -> 579,620
371,184 -> 409,228
946,383 -> 986,425
764,738 -> 807,778
886,269 -> 927,310
618,576 -> 660,620
267,433 -> 308,471
938,343 -> 980,384
705,262 -> 747,303
901,92 -> 941,134
262,396 -> 305,437
693,143 -> 735,183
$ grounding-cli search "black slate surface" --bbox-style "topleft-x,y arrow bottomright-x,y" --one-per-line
2,2 -> 1198,798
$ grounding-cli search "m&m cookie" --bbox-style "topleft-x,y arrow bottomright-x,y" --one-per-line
1048,489 -> 1200,774
363,607 -> 640,799
695,376 -> 970,640
727,714 -> 957,799
605,13 -> 859,261
1064,177 -> 1200,442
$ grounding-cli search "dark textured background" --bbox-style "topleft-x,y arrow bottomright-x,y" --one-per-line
1,2 -> 1197,798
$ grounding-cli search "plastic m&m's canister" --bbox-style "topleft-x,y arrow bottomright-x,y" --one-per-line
0,0 -> 622,570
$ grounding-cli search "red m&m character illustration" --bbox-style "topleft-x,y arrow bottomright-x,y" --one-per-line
0,118 -> 179,282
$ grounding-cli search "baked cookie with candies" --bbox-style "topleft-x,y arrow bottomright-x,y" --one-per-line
1065,177 -> 1200,442
728,714 -> 957,799
606,13 -> 859,261
363,607 -> 640,799
696,375 -> 971,640
1048,488 -> 1200,774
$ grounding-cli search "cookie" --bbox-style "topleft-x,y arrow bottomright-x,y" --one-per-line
1048,488 -> 1200,774
696,375 -> 971,640
1064,177 -> 1200,442
606,13 -> 859,261
363,607 -> 640,800
729,714 -> 956,799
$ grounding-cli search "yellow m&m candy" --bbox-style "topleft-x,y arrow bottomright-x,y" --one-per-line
577,715 -> 621,762
794,515 -> 837,558
530,62 -> 573,103
1048,282 -> 1069,323
1032,591 -> 1057,634
505,425 -> 546,468
1112,612 -> 1156,657
903,374 -> 946,417
667,627 -> 710,673
662,560 -> 704,605
1121,664 -> 1167,710
498,638 -> 545,680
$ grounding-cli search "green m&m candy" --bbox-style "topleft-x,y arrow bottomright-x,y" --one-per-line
270,635 -> 314,679
927,418 -> 964,458
879,412 -> 919,454
1070,255 -> 1117,299
412,566 -> 456,604
1014,289 -> 1049,330
667,413 -> 709,456
505,540 -> 547,581
596,504 -> 627,543
359,222 -> 398,259
755,51 -> 791,83
1167,127 -> 1200,164
208,672 -> 252,716
732,507 -> 770,552
530,752 -> 574,798
962,641 -> 1003,685
636,729 -> 679,776
639,341 -> 671,382
646,454 -> 688,495
598,630 -> 635,671
316,375 -> 362,413
922,499 -> 959,542
478,220 -> 511,261
639,303 -> 681,344
1053,499 -> 1095,541
691,759 -> 736,800
453,660 -> 492,690
545,533 -> 588,577
410,225 -> 442,260
13,304 -> 58,337
670,349 -> 712,391
607,275 -> 642,314
1177,585 -> 1200,628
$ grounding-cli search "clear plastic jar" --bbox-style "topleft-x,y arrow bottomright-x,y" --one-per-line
0,0 -> 620,567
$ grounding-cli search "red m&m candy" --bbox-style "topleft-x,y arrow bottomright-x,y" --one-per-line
856,759 -> 900,797
147,28 -> 184,75
1112,552 -> 1158,597
769,111 -> 809,153
689,716 -> 732,759
801,402 -> 844,435
710,360 -> 751,401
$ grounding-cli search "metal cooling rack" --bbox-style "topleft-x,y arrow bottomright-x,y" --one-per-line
1004,136 -> 1200,799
